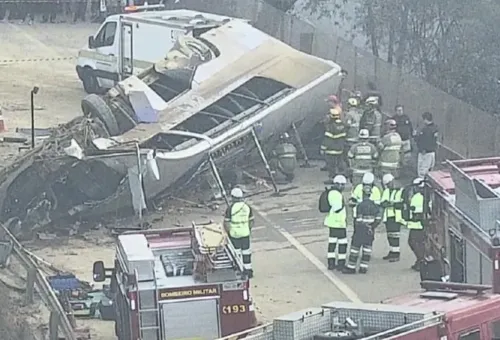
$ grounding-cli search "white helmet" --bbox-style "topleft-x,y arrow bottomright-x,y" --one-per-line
365,96 -> 379,105
359,129 -> 369,139
333,175 -> 347,185
382,174 -> 395,185
413,177 -> 425,187
231,187 -> 243,198
362,172 -> 375,185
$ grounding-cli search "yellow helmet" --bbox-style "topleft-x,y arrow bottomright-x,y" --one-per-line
329,108 -> 340,117
348,97 -> 359,107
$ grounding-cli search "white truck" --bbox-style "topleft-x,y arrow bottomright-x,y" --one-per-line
76,7 -> 237,94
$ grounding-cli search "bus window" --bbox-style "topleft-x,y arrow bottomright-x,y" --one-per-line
491,319 -> 500,340
459,329 -> 480,340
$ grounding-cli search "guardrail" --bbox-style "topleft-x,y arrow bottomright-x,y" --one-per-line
0,221 -> 77,340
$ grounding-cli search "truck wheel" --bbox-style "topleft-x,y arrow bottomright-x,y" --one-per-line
81,94 -> 120,136
82,67 -> 101,94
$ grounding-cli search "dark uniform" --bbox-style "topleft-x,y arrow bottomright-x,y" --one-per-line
321,115 -> 347,178
224,201 -> 254,278
407,188 -> 426,271
343,195 -> 382,274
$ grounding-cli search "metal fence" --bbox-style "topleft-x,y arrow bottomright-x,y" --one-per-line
166,0 -> 500,160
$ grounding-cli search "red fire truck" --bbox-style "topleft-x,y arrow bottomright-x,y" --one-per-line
425,157 -> 500,292
92,222 -> 256,340
215,281 -> 500,340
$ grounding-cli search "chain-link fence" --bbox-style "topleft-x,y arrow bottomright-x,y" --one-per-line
166,0 -> 500,160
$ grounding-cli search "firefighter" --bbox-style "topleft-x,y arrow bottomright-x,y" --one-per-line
360,96 -> 382,144
378,119 -> 402,178
349,172 -> 381,220
270,132 -> 297,183
321,108 -> 346,183
326,94 -> 342,117
224,188 -> 255,278
347,129 -> 378,186
408,178 -> 426,271
380,174 -> 404,262
344,97 -> 362,149
343,184 -> 382,274
324,175 -> 348,271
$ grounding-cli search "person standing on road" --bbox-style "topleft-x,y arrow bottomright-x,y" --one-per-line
323,175 -> 348,271
380,174 -> 404,262
407,178 -> 426,271
343,185 -> 382,274
349,172 -> 381,221
321,108 -> 347,183
269,133 -> 297,183
391,105 -> 413,168
415,112 -> 438,178
224,188 -> 255,278
378,119 -> 402,178
347,129 -> 379,186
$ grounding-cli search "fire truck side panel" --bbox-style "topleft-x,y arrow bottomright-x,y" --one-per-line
385,324 -> 441,340
446,295 -> 500,339
161,298 -> 220,339
219,285 -> 252,336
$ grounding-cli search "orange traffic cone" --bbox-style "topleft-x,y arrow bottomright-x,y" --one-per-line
0,110 -> 6,133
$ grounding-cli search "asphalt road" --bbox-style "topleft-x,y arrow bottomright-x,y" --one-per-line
247,161 -> 421,308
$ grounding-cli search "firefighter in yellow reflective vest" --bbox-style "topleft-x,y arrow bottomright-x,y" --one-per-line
343,185 -> 382,274
349,172 -> 381,220
347,129 -> 379,186
321,108 -> 346,182
378,119 -> 402,178
224,188 -> 255,278
324,175 -> 348,271
380,174 -> 404,262
270,133 -> 297,183
407,178 -> 426,272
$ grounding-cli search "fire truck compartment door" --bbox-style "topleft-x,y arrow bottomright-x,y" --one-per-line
161,298 -> 220,339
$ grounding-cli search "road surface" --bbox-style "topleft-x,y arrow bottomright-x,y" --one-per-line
247,161 -> 421,305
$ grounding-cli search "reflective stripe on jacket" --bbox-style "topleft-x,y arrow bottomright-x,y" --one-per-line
352,184 -> 381,217
347,142 -> 378,174
381,187 -> 404,223
407,192 -> 424,230
324,190 -> 346,228
379,131 -> 402,169
229,202 -> 251,238
321,119 -> 346,154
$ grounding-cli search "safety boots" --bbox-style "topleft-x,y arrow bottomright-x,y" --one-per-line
383,252 -> 400,262
328,259 -> 336,270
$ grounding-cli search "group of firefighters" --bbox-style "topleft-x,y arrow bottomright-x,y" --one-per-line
223,90 -> 439,278
318,91 -> 438,275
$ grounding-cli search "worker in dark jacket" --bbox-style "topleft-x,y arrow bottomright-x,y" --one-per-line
270,133 -> 297,183
391,105 -> 413,167
343,185 -> 382,274
321,108 -> 346,183
415,112 -> 439,178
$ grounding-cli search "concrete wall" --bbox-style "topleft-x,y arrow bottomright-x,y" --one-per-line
167,0 -> 500,160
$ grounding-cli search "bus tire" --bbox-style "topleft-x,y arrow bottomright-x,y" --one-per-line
81,94 -> 120,136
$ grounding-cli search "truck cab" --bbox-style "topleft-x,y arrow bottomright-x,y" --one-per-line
76,8 -> 236,94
